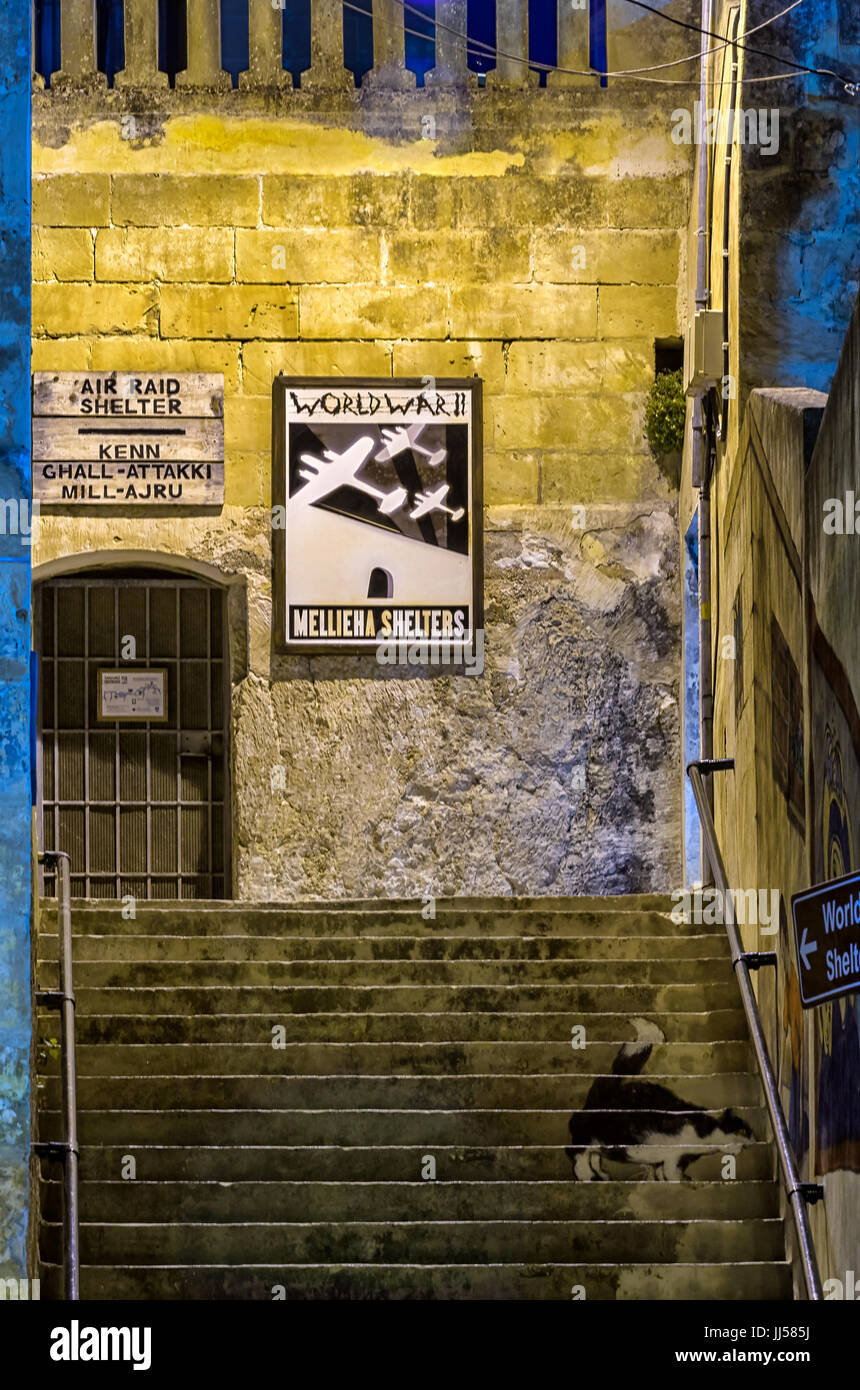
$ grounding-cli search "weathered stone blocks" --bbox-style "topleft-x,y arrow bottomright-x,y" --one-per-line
113,175 -> 259,227
230,504 -> 682,898
33,227 -> 94,281
237,228 -> 381,284
30,92 -> 690,904
33,173 -> 110,226
33,283 -> 159,336
160,286 -> 299,339
96,228 -> 234,283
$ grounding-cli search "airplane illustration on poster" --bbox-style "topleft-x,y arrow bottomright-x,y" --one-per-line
298,437 -> 409,516
297,433 -> 463,524
410,484 -> 465,522
375,424 -> 447,468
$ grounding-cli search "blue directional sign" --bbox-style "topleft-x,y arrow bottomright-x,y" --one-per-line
791,871 -> 860,1008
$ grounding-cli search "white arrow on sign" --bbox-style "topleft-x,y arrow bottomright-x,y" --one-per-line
800,927 -> 818,971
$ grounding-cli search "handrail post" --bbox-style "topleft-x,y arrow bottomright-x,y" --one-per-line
36,850 -> 79,1301
56,853 -> 80,1302
686,760 -> 823,1301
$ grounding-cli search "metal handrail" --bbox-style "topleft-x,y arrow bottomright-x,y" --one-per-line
687,760 -> 822,1301
34,851 -> 80,1300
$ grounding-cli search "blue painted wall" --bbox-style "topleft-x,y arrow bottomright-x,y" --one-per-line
737,0 -> 860,397
0,0 -> 32,1281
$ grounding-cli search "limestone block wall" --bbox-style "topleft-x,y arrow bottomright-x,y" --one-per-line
679,0 -> 860,874
702,0 -> 860,449
708,371 -> 860,1296
801,298 -> 860,1290
737,1 -> 860,404
679,0 -> 860,1294
31,26 -> 693,898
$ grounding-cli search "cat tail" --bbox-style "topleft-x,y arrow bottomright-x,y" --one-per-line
610,1016 -> 666,1075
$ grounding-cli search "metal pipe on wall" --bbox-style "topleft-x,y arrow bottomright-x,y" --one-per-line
694,0 -> 715,883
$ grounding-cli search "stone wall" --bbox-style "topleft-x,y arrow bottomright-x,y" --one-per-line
737,0 -> 860,406
32,13 -> 693,898
680,0 -> 860,519
802,294 -> 860,1290
707,360 -> 860,1295
677,0 -> 860,1288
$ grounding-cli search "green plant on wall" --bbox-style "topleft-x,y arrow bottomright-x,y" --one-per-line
644,369 -> 686,454
36,1036 -> 61,1068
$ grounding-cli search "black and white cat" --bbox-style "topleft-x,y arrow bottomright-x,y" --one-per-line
566,1017 -> 753,1181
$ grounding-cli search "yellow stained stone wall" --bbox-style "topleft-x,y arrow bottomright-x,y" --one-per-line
31,106 -> 688,517
31,87 -> 691,900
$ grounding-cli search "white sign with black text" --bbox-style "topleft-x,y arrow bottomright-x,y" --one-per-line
33,372 -> 224,507
98,669 -> 167,722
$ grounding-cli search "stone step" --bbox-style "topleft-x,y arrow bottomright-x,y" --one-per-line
39,1216 -> 787,1265
37,932 -> 731,963
32,894 -> 784,1301
38,903 -> 698,939
36,957 -> 730,987
39,1178 -> 780,1223
50,1040 -> 754,1077
40,1072 -> 764,1111
39,1104 -> 768,1146
52,1009 -> 750,1044
43,1142 -> 776,1183
37,1259 -> 792,1301
40,892 -> 674,918
61,983 -> 742,1013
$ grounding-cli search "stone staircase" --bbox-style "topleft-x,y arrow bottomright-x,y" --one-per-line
35,896 -> 791,1299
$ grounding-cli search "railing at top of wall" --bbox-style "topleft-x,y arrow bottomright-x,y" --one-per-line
33,0 -> 607,92
686,759 -> 824,1302
33,850 -> 80,1302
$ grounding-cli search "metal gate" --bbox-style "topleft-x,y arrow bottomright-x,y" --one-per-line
37,573 -> 230,899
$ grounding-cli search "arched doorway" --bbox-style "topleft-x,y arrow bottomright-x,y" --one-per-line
34,563 -> 231,900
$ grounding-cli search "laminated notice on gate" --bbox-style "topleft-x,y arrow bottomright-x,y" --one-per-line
98,669 -> 167,722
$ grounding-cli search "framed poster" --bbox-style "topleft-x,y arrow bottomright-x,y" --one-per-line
98,669 -> 168,722
272,377 -> 483,656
